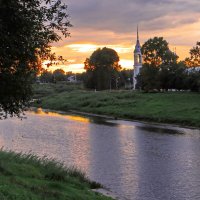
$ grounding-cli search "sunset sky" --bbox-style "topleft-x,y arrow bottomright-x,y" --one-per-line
47,0 -> 200,73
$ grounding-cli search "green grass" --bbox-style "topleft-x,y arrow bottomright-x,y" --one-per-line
0,150 -> 113,200
33,83 -> 200,128
33,83 -> 83,99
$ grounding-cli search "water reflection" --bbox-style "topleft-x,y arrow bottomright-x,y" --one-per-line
32,108 -> 119,126
88,123 -> 123,194
136,125 -> 184,135
116,125 -> 140,200
132,127 -> 200,200
32,108 -> 90,123
89,117 -> 119,126
0,109 -> 200,200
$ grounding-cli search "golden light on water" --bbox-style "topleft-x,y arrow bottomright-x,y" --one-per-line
66,115 -> 90,123
33,108 -> 89,123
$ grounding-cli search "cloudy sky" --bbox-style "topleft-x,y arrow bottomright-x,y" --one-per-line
48,0 -> 200,72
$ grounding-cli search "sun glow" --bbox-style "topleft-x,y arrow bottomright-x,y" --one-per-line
67,43 -> 132,54
67,44 -> 99,53
119,59 -> 134,69
68,64 -> 85,73
42,43 -> 135,72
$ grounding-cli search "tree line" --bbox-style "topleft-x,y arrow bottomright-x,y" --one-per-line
83,38 -> 200,92
41,40 -> 200,92
39,69 -> 79,83
137,38 -> 200,92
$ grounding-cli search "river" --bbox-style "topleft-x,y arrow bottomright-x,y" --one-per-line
0,109 -> 200,200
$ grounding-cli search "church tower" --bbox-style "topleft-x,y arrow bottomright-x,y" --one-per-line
133,26 -> 142,89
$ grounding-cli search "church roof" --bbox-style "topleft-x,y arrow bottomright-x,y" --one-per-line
134,40 -> 141,53
134,25 -> 141,53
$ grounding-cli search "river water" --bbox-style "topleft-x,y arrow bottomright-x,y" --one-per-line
0,109 -> 200,200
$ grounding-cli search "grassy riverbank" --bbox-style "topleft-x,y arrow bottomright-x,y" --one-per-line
33,83 -> 200,128
0,150 -> 113,200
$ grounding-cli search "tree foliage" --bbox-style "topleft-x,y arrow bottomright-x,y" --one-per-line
187,69 -> 200,92
0,0 -> 71,118
40,70 -> 53,83
53,69 -> 66,82
84,47 -> 121,90
185,42 -> 200,67
142,37 -> 178,67
137,64 -> 160,91
118,69 -> 133,89
184,42 -> 200,91
138,37 -> 181,91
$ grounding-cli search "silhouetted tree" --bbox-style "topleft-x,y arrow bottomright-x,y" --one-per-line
138,37 -> 179,91
159,62 -> 188,91
137,64 -> 160,92
118,69 -> 133,89
187,69 -> 200,92
40,70 -> 53,83
53,69 -> 66,82
185,42 -> 200,67
142,37 -> 178,67
0,0 -> 71,118
185,42 -> 200,92
84,47 -> 121,90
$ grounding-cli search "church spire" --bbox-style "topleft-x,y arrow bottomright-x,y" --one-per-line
133,25 -> 142,90
134,25 -> 141,53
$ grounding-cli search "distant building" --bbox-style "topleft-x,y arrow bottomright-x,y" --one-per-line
133,26 -> 142,90
186,66 -> 200,73
67,75 -> 77,83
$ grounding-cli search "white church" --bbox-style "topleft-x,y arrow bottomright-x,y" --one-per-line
133,27 -> 142,90
132,28 -> 200,91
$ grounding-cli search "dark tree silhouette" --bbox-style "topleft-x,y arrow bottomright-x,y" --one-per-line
84,47 -> 121,90
139,37 -> 179,91
141,37 -> 178,67
53,69 -> 66,82
0,0 -> 71,118
185,42 -> 200,67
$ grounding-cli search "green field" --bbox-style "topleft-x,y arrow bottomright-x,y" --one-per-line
0,150 -> 113,200
33,83 -> 200,128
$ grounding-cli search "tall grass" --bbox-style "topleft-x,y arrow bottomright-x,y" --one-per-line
0,149 -> 112,200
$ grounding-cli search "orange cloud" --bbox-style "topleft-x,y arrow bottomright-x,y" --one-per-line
47,15 -> 200,72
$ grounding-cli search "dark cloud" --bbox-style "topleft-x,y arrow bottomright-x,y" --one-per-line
66,0 -> 200,33
141,14 -> 198,31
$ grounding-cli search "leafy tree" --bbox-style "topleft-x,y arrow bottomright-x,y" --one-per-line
185,42 -> 200,92
53,69 -> 66,82
137,64 -> 160,92
40,70 -> 53,83
118,69 -> 133,89
84,47 -> 121,90
138,37 -> 179,91
191,72 -> 200,92
0,0 -> 71,118
142,37 -> 178,67
187,69 -> 200,92
185,42 -> 200,67
158,62 -> 188,91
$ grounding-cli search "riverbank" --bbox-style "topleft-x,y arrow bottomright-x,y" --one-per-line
0,150 -> 113,200
33,83 -> 200,128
